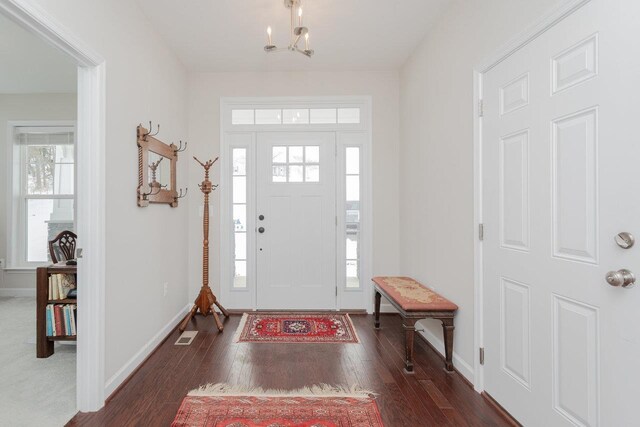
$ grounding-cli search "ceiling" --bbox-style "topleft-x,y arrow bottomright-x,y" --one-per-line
135,0 -> 451,72
0,14 -> 77,93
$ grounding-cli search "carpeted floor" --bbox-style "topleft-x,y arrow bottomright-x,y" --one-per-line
0,297 -> 76,427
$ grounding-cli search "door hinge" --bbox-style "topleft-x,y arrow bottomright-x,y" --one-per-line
336,286 -> 338,296
479,347 -> 485,365
478,99 -> 484,117
479,223 -> 484,241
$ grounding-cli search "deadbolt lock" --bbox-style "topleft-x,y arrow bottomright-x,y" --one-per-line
615,232 -> 635,249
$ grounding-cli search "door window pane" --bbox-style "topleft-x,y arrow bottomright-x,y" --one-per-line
346,232 -> 358,259
346,147 -> 359,175
305,146 -> 320,163
288,146 -> 304,163
272,146 -> 287,163
346,176 -> 360,201
346,260 -> 359,288
288,165 -> 303,182
255,109 -> 282,124
233,204 -> 246,231
305,165 -> 320,182
272,165 -> 287,182
283,109 -> 310,124
234,232 -> 246,260
234,261 -> 247,288
338,108 -> 361,124
233,148 -> 246,175
233,176 -> 246,203
232,110 -> 254,125
310,108 -> 337,124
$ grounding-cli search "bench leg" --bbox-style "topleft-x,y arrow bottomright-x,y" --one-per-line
403,318 -> 417,373
437,317 -> 455,372
374,291 -> 381,329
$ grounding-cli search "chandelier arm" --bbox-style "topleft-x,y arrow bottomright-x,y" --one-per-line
293,47 -> 313,58
292,33 -> 303,48
290,0 -> 295,41
265,47 -> 289,53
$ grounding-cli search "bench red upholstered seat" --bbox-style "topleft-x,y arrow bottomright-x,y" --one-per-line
372,276 -> 458,372
371,276 -> 458,312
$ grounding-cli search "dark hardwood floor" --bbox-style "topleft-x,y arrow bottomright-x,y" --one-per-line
67,314 -> 510,426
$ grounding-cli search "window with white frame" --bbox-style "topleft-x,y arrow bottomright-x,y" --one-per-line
232,147 -> 248,288
231,107 -> 361,125
345,146 -> 360,288
10,125 -> 76,266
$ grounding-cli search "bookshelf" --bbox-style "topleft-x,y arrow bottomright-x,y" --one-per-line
36,263 -> 77,358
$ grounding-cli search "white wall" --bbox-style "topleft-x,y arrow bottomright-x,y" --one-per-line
0,93 -> 76,294
399,0 -> 565,380
26,0 -> 190,391
187,71 -> 400,301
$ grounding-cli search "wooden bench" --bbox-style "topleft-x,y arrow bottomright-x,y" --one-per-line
372,276 -> 458,373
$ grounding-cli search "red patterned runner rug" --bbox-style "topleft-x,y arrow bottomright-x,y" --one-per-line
233,312 -> 360,344
172,383 -> 384,427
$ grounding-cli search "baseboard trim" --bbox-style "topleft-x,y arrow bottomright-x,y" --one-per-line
104,303 -> 191,398
0,288 -> 36,297
416,325 -> 474,384
481,391 -> 522,426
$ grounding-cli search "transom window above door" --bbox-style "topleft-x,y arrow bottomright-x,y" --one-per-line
232,108 -> 360,125
272,145 -> 320,183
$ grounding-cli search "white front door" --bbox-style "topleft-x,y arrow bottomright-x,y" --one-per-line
256,132 -> 336,309
482,1 -> 640,425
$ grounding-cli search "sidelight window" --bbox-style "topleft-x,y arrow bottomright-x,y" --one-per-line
232,148 -> 247,288
345,147 -> 360,288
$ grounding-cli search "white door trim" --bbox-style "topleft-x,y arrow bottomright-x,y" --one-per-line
472,0 -> 593,393
219,96 -> 373,312
0,0 -> 107,412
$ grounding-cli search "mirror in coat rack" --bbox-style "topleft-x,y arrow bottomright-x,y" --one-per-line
136,122 -> 187,207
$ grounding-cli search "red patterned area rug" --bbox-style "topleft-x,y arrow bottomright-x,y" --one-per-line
172,384 -> 384,427
233,312 -> 359,344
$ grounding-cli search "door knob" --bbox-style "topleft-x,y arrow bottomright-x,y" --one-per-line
258,227 -> 265,233
606,269 -> 635,288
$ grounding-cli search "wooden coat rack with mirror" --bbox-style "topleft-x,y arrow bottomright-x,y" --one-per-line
137,122 -> 187,207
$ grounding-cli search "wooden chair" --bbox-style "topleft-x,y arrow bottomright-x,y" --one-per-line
49,230 -> 77,264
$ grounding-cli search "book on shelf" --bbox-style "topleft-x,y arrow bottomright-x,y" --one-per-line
45,303 -> 77,337
47,274 -> 76,300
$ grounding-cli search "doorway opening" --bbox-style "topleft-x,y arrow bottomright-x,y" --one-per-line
220,97 -> 372,311
0,0 -> 106,416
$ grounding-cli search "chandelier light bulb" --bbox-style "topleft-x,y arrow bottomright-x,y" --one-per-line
298,7 -> 303,26
305,32 -> 309,50
267,26 -> 272,45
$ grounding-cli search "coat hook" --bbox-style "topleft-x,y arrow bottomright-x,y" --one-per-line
176,188 -> 188,199
143,121 -> 160,138
141,184 -> 162,199
174,140 -> 187,153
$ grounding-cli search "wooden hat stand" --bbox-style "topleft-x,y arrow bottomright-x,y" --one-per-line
179,157 -> 229,332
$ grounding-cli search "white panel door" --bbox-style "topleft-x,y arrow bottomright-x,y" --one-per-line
256,132 -> 336,309
482,1 -> 640,425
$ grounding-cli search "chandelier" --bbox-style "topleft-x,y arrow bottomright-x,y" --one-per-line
264,0 -> 314,58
